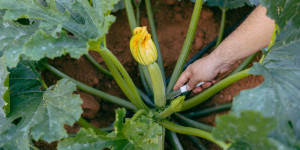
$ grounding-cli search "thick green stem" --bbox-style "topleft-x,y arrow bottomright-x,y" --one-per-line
138,65 -> 152,95
181,69 -> 250,111
166,130 -> 184,150
141,65 -> 153,94
230,52 -> 258,75
159,120 -> 230,150
77,117 -> 108,135
147,62 -> 166,107
184,103 -> 232,118
40,61 -> 136,110
124,0 -> 137,32
145,0 -> 166,86
135,2 -> 140,26
104,50 -> 149,111
85,53 -> 112,77
215,8 -> 227,47
157,107 -> 173,120
174,113 -> 213,132
259,24 -> 279,63
166,0 -> 204,93
99,49 -> 149,111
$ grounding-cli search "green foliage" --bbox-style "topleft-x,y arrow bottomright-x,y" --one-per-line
0,61 -> 83,150
59,108 -> 163,150
229,0 -> 300,149
113,108 -> 163,149
212,111 -> 277,150
0,0 -> 117,67
205,0 -> 258,9
57,128 -> 129,150
260,0 -> 299,30
0,57 -> 9,118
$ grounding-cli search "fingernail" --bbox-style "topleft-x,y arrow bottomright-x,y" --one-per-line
186,85 -> 191,90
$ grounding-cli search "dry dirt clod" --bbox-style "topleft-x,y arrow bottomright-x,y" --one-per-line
78,91 -> 100,119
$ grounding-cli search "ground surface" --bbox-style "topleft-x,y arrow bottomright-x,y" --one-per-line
38,0 -> 262,149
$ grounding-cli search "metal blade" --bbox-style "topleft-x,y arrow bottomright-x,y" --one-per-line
166,89 -> 182,100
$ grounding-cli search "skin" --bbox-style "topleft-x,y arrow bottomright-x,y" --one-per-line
173,5 -> 275,93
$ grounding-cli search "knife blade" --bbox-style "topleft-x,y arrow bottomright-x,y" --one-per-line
166,82 -> 205,100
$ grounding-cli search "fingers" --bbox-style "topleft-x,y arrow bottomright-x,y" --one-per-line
193,80 -> 217,94
186,76 -> 200,90
173,68 -> 192,90
193,87 -> 203,93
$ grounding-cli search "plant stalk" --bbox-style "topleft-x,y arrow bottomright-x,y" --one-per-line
147,62 -> 166,107
85,53 -> 112,77
174,113 -> 213,132
40,61 -> 136,110
230,52 -> 258,75
77,117 -> 108,135
184,103 -> 232,118
124,0 -> 137,32
215,8 -> 227,47
99,49 -> 149,111
145,0 -> 166,86
159,120 -> 230,150
166,130 -> 184,150
104,49 -> 149,111
156,107 -> 173,120
138,65 -> 152,95
259,24 -> 279,63
180,69 -> 250,111
166,0 -> 204,94
134,2 -> 140,26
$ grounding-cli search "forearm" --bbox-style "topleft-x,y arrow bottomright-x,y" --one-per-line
210,5 -> 275,72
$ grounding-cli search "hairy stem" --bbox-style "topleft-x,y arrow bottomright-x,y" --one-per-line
259,24 -> 279,63
166,130 -> 184,150
85,53 -> 112,77
174,113 -> 213,132
156,107 -> 173,120
160,120 -> 230,150
104,49 -> 149,111
181,69 -> 250,111
166,0 -> 204,93
215,8 -> 227,47
40,61 -> 136,110
124,0 -> 137,32
145,0 -> 166,86
184,103 -> 232,118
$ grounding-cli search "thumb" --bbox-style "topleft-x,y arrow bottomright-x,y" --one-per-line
186,77 -> 199,91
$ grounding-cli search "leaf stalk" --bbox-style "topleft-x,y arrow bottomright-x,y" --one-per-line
166,0 -> 204,94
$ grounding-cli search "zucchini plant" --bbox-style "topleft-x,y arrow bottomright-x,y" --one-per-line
0,0 -> 299,150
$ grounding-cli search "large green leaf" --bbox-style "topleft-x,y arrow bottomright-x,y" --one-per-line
0,0 -> 117,67
206,0 -> 258,9
0,12 -> 39,67
230,1 -> 300,149
59,108 -> 163,150
0,57 -> 9,118
212,111 -> 277,150
57,128 -> 129,150
260,0 -> 299,30
0,62 -> 83,150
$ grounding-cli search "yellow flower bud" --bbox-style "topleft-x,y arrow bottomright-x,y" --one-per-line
130,26 -> 157,65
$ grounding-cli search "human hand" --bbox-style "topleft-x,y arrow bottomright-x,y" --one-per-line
173,53 -> 231,93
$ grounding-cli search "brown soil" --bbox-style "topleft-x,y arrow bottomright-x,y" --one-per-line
38,0 -> 260,149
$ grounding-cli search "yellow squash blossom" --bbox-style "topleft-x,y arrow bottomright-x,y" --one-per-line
130,26 -> 157,65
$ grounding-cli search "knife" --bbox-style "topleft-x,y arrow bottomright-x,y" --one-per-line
166,82 -> 205,100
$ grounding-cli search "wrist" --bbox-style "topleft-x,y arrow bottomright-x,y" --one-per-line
209,48 -> 235,74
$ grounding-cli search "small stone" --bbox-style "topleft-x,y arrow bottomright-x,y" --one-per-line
79,91 -> 100,119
